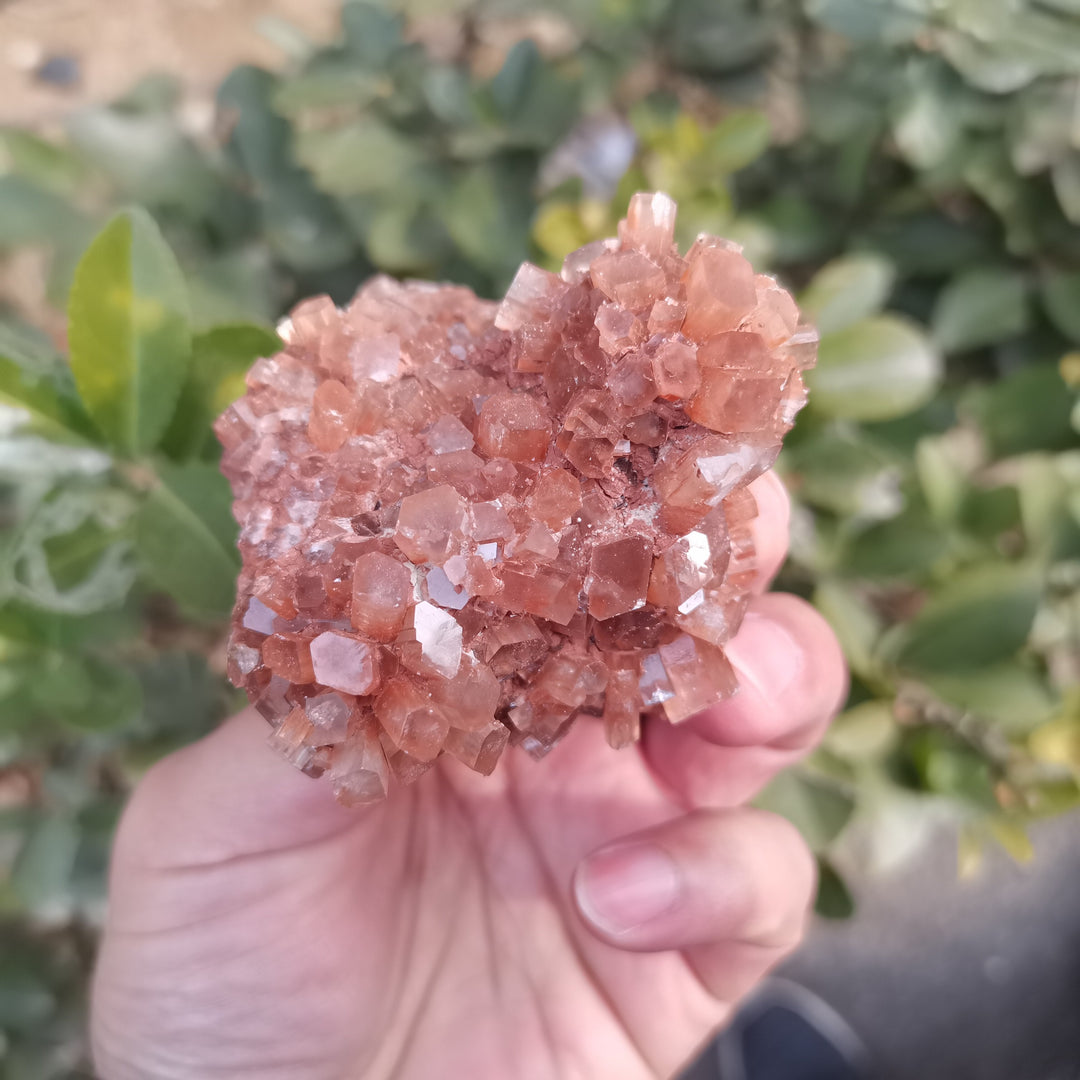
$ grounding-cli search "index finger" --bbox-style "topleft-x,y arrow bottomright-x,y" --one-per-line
746,469 -> 790,593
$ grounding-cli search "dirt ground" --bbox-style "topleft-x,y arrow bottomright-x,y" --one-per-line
0,0 -> 343,125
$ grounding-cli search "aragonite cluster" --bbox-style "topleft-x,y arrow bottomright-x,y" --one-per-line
217,192 -> 817,805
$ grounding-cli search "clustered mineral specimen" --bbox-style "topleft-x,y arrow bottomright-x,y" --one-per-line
217,192 -> 817,804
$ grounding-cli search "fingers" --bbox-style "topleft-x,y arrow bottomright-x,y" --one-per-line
643,593 -> 848,808
573,807 -> 815,998
747,470 -> 790,592
112,708 -> 362,874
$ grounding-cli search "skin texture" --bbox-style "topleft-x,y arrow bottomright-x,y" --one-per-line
91,471 -> 848,1080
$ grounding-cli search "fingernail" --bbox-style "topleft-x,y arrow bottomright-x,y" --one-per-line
725,612 -> 803,699
575,843 -> 683,935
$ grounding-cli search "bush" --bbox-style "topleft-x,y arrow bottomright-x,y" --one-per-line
1,0 -> 1079,1069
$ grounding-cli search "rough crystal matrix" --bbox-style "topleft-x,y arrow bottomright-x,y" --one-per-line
217,192 -> 817,805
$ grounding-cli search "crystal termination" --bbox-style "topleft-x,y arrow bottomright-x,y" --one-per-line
217,192 -> 817,804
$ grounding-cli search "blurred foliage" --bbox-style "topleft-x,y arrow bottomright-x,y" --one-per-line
1,0 -> 1080,1070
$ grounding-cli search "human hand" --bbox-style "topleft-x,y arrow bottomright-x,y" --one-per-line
91,471 -> 847,1080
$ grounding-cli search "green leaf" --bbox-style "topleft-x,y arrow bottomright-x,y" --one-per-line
963,363 -> 1077,457
161,323 -> 280,460
0,599 -> 136,647
444,164 -> 532,284
666,0 -> 775,74
134,460 -> 239,619
486,43 -> 580,148
10,814 -> 79,915
0,175 -> 87,248
0,948 -> 55,1029
959,484 -> 1021,540
0,127 -> 89,194
825,701 -> 897,762
808,316 -> 942,422
30,654 -> 142,731
492,39 -> 541,118
892,68 -> 962,170
923,663 -> 1058,735
931,267 -> 1030,352
297,119 -> 425,197
137,651 -> 227,741
865,211 -> 995,277
1041,269 -> 1080,343
813,580 -> 885,683
273,63 -> 383,114
915,434 -> 969,526
1018,453 -> 1080,557
891,563 -> 1042,674
66,105 -> 217,213
0,354 -> 93,444
805,0 -> 924,42
755,769 -> 855,852
785,426 -> 904,519
845,505 -> 951,580
1052,152 -> 1080,224
5,486 -> 137,615
217,66 -> 354,273
703,110 -> 771,174
185,247 -> 277,331
800,253 -> 895,336
940,31 -> 1039,93
0,318 -> 58,368
67,209 -> 192,454
901,727 -> 996,807
341,1 -> 404,68
814,858 -> 855,919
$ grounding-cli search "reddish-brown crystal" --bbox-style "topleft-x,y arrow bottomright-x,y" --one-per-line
219,191 -> 816,802
351,552 -> 412,641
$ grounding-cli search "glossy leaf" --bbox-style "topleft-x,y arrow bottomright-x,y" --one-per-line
491,39 -> 541,118
845,506 -> 950,580
133,461 -> 239,619
0,353 -> 93,444
814,859 -> 855,919
10,814 -> 79,915
924,663 -> 1058,735
297,119 -> 425,197
217,66 -> 354,273
785,427 -> 904,520
963,363 -> 1077,457
704,110 -> 771,174
30,653 -> 143,731
0,127 -> 88,193
66,104 -> 217,212
5,486 -> 137,615
891,563 -> 1042,674
67,209 -> 192,454
901,727 -> 997,808
1052,153 -> 1080,224
808,316 -> 942,422
805,0 -> 924,42
931,267 -> 1030,353
137,651 -> 227,742
915,434 -> 969,526
0,176 -> 87,248
813,580 -> 886,683
341,1 -> 404,68
825,702 -> 897,762
1041,270 -> 1080,343
755,769 -> 855,852
161,324 -> 280,460
800,253 -> 895,337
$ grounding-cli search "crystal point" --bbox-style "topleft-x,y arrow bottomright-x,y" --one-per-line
221,192 -> 814,802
